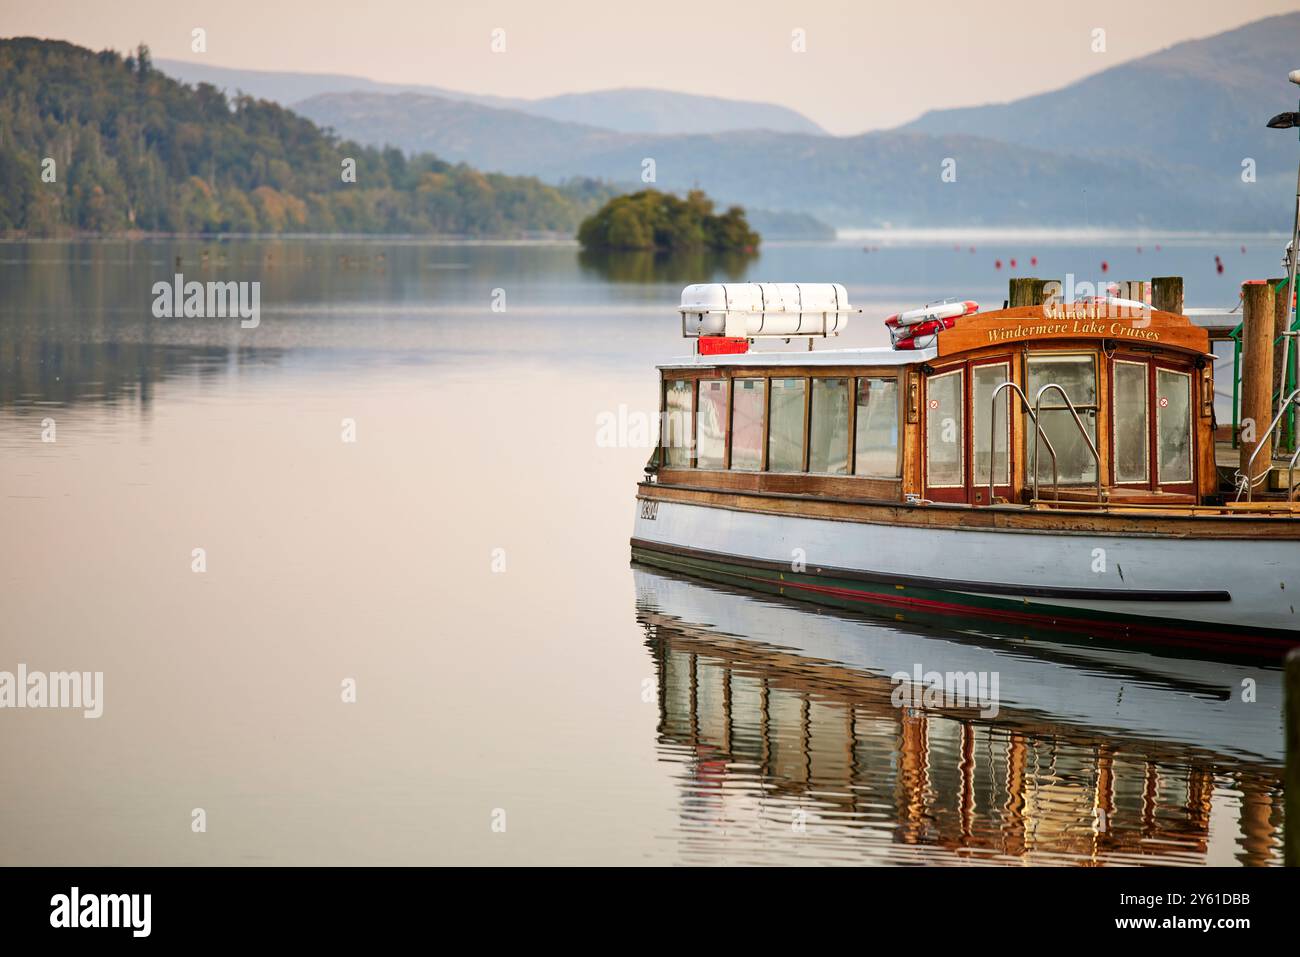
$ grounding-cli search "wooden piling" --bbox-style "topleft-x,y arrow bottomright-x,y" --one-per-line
1151,276 -> 1184,314
1113,279 -> 1147,304
1008,278 -> 1048,307
1240,281 -> 1276,480
1287,647 -> 1300,866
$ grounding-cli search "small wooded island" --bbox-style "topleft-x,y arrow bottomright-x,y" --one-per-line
577,189 -> 760,252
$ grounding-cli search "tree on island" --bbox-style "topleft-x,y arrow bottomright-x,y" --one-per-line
577,189 -> 759,252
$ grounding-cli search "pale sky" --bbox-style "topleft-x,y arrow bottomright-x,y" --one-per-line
2,0 -> 1297,134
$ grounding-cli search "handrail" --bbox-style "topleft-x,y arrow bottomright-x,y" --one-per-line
1238,387 -> 1300,501
1276,328 -> 1300,449
987,381 -> 1058,505
1033,384 -> 1103,504
1289,444 -> 1300,502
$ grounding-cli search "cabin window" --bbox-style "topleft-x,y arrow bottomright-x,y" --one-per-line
696,379 -> 729,469
768,378 -> 807,472
1156,368 -> 1193,484
1025,354 -> 1098,485
925,369 -> 964,487
663,379 -> 694,467
1113,360 -> 1149,483
855,377 -> 900,478
730,378 -> 765,471
971,363 -> 1010,486
809,378 -> 850,474
1210,339 -> 1237,426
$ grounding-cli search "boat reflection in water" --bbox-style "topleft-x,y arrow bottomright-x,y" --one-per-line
634,566 -> 1284,866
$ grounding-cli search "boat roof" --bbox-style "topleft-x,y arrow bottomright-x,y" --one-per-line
660,301 -> 1215,370
658,345 -> 934,370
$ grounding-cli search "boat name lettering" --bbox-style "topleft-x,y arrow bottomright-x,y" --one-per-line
985,320 -> 1161,343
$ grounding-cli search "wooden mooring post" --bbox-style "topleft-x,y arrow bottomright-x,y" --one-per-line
1151,276 -> 1184,314
1008,278 -> 1056,307
1113,279 -> 1148,304
1240,281 -> 1276,480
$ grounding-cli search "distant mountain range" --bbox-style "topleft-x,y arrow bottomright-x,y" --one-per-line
157,13 -> 1300,231
904,13 -> 1299,193
154,59 -> 826,135
290,92 -> 1230,228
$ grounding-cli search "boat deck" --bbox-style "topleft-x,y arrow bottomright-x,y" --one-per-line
1028,498 -> 1300,516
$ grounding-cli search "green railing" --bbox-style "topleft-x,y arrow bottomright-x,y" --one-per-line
1230,278 -> 1298,452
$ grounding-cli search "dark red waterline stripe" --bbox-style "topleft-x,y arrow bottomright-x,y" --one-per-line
632,544 -> 1298,654
773,578 -> 1293,653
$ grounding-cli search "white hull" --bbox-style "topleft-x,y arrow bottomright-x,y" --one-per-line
633,498 -> 1300,639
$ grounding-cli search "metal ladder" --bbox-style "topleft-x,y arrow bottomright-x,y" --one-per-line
987,382 -> 1102,505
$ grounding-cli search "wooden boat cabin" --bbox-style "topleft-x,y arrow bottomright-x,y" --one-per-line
650,306 -> 1216,509
647,280 -> 1294,512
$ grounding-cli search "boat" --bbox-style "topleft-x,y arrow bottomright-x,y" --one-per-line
631,275 -> 1300,655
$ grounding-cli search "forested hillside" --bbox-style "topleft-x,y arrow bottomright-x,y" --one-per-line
0,38 -> 615,236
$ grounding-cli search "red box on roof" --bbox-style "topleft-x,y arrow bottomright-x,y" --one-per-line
698,337 -> 749,356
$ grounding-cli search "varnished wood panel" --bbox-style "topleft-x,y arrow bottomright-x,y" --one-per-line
657,467 -> 901,502
638,482 -> 1300,539
937,306 -> 1210,358
661,364 -> 910,380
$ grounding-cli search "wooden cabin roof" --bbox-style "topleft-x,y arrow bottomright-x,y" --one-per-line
658,345 -> 934,370
934,303 -> 1211,357
661,302 -> 1211,371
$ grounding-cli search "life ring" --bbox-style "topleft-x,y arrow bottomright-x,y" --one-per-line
884,299 -> 978,328
892,333 -> 938,351
885,299 -> 977,350
887,314 -> 958,337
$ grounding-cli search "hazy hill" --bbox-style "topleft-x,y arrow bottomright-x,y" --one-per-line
294,90 -> 1254,228
286,14 -> 1299,230
905,12 -> 1300,190
295,91 -> 624,170
520,88 -> 825,135
155,59 -> 825,135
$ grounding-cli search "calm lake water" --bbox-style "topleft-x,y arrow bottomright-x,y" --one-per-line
0,235 -> 1290,865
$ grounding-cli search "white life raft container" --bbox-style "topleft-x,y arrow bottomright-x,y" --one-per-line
679,282 -> 855,338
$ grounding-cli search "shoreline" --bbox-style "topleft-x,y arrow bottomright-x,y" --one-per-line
837,227 -> 1293,244
1,229 -> 1292,248
0,231 -> 585,246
